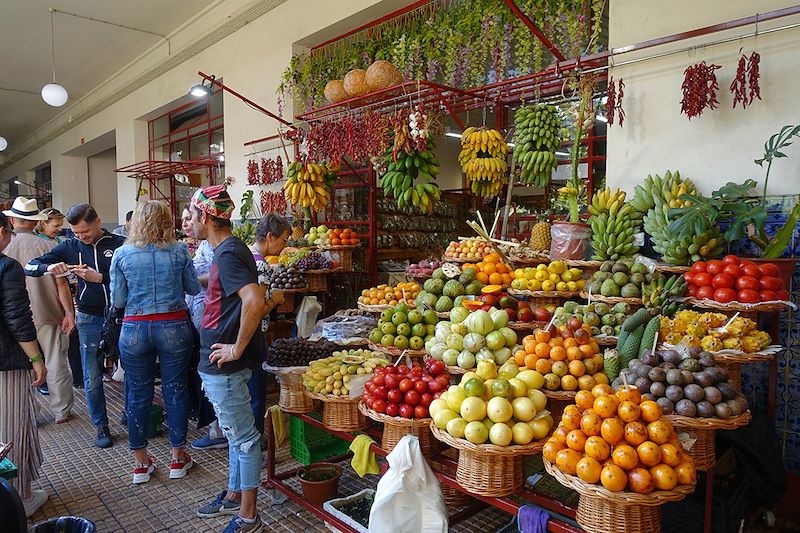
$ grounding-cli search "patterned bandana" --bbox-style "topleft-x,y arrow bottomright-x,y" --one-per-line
191,184 -> 234,219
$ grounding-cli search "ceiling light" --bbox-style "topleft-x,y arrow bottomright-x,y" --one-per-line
13,179 -> 21,185
42,9 -> 68,107
0,137 -> 7,152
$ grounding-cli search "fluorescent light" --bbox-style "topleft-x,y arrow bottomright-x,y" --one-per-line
445,132 -> 462,139
189,84 -> 211,98
596,114 -> 608,123
555,152 -> 570,157
14,179 -> 22,185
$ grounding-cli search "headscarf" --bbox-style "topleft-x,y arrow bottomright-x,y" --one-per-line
191,184 -> 234,219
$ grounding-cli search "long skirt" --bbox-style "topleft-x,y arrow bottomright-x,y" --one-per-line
0,369 -> 43,498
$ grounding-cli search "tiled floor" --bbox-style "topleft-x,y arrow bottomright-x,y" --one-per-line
27,380 -> 513,532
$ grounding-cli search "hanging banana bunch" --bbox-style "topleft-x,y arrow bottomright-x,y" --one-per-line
284,161 -> 337,212
512,103 -> 561,187
458,127 -> 509,198
378,137 -> 442,213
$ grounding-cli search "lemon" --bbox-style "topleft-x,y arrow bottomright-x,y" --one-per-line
534,270 -> 549,282
567,281 -> 578,291
556,281 -> 568,291
541,280 -> 556,291
514,269 -> 525,279
561,271 -> 574,282
527,279 -> 542,291
576,279 -> 586,289
548,273 -> 561,284
536,264 -> 548,271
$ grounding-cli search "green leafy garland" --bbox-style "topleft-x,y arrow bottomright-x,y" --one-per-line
278,0 -> 606,113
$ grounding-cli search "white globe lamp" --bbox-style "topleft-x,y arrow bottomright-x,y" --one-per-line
41,83 -> 68,107
0,137 -> 7,152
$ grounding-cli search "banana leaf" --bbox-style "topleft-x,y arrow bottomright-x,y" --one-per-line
761,202 -> 800,259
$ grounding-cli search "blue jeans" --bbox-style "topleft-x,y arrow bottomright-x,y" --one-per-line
201,369 -> 261,492
76,311 -> 108,428
249,364 -> 267,434
119,319 -> 192,450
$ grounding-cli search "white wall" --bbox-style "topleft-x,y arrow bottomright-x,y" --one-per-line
607,0 -> 800,196
87,147 -> 118,225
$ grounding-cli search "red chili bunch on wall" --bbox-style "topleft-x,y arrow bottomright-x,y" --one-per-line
247,159 -> 259,185
307,110 -> 391,165
260,190 -> 286,215
680,62 -> 721,119
730,51 -> 762,109
605,77 -> 625,126
259,155 -> 283,185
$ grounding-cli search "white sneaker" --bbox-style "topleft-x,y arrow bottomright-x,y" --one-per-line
23,489 -> 48,517
132,456 -> 156,484
169,452 -> 195,479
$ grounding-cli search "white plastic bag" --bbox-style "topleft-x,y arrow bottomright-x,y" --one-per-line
368,435 -> 447,533
295,296 -> 322,338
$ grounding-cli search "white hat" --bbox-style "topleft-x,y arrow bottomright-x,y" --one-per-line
3,197 -> 47,221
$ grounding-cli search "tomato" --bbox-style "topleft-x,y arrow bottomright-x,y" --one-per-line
742,264 -> 761,278
735,276 -> 760,291
722,264 -> 742,278
687,285 -> 698,297
775,290 -> 791,301
758,263 -> 780,277
427,360 -> 445,376
690,262 -> 707,273
420,392 -> 433,407
722,255 -> 740,266
759,276 -> 784,291
414,380 -> 429,393
398,404 -> 414,418
387,388 -> 403,403
713,288 -> 737,303
384,374 -> 400,389
759,290 -> 778,301
711,274 -> 735,289
706,260 -> 725,275
371,373 -> 385,386
696,286 -> 716,300
399,378 -> 413,392
405,390 -> 420,406
693,273 -> 712,287
683,272 -> 694,285
737,289 -> 761,303
397,365 -> 408,374
372,399 -> 386,413
385,402 -> 399,417
414,405 -> 429,418
373,385 -> 387,400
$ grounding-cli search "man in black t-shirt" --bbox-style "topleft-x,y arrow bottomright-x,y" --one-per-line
189,184 -> 282,533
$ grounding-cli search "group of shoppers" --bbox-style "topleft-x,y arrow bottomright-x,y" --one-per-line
0,185 -> 291,533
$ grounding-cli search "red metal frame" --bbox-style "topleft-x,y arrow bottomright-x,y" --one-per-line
199,71 -> 293,129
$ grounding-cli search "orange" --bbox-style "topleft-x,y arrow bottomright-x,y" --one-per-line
588,341 -> 600,354
561,375 -> 578,391
576,457 -> 602,484
533,329 -> 551,343
674,462 -> 697,485
593,395 -> 620,419
549,346 -> 566,361
482,263 -> 497,275
612,444 -> 640,471
562,338 -> 578,350
483,253 -> 500,264
651,464 -> 678,490
579,344 -> 596,358
488,272 -> 503,285
659,444 -> 682,467
600,464 -> 628,491
624,421 -> 648,446
495,263 -> 508,274
592,384 -> 614,397
646,420 -> 672,445
535,358 -> 552,374
585,435 -> 611,461
535,342 -> 551,358
549,336 -> 564,348
515,350 -> 528,366
568,360 -> 586,377
501,273 -> 513,286
592,372 -> 610,385
561,406 -> 583,431
476,272 -> 490,284
580,411 -> 603,437
639,400 -> 663,423
566,429 -> 588,452
575,390 -> 596,411
566,346 -> 583,361
617,400 -> 641,423
555,448 -> 582,475
542,439 -> 565,463
628,467 -> 655,494
636,441 -> 662,467
553,426 -> 569,445
616,385 -> 642,404
523,336 -> 537,354
523,353 -> 538,370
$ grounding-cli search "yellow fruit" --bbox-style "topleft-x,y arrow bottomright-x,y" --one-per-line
541,280 -> 556,292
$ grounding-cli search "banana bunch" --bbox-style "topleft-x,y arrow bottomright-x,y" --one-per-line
284,161 -> 337,212
588,187 -> 641,260
642,274 -> 688,317
378,139 -> 442,213
512,103 -> 561,187
631,171 -> 724,265
458,127 -> 509,198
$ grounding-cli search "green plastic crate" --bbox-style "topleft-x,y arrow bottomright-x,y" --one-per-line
289,414 -> 350,465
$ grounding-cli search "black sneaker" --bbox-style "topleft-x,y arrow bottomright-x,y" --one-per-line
37,385 -> 49,396
95,425 -> 113,448
196,491 -> 241,518
120,411 -> 127,426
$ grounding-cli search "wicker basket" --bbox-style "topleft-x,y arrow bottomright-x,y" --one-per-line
543,458 -> 694,533
543,390 -> 577,423
302,270 -> 329,291
507,288 -> 578,306
367,342 -> 426,358
273,288 -> 307,314
359,403 -> 437,457
304,391 -> 366,432
508,255 -> 550,267
508,321 -> 549,332
654,264 -> 691,274
579,292 -> 643,307
264,365 -> 318,414
357,302 -> 415,313
430,424 -> 546,497
441,255 -> 473,263
431,449 -> 474,508
717,361 -> 742,389
665,411 -> 752,471
446,365 -> 468,375
321,245 -> 357,271
595,335 -> 618,346
683,297 -> 795,313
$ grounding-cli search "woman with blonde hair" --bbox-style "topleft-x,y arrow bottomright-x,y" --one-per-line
109,200 -> 201,484
34,208 -> 66,243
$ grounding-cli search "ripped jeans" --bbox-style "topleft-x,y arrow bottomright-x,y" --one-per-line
200,368 -> 262,492
119,319 -> 192,450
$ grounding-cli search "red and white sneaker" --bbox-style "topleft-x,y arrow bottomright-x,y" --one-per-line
169,452 -> 194,479
132,456 -> 156,484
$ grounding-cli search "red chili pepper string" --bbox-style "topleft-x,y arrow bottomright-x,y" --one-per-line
605,77 -> 616,125
681,62 -> 721,120
616,79 -> 625,127
730,55 -> 748,109
747,51 -> 762,104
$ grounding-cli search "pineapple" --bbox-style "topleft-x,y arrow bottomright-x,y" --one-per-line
722,337 -> 743,351
529,220 -> 551,252
701,336 -> 722,351
291,225 -> 304,240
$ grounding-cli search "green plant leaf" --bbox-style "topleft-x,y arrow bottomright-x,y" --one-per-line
712,180 -> 758,198
762,202 -> 800,259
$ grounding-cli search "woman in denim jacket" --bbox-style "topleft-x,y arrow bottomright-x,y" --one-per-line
110,201 -> 201,484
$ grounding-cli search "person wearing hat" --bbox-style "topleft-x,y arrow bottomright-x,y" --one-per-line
3,197 -> 76,424
189,184 -> 282,533
25,203 -> 126,449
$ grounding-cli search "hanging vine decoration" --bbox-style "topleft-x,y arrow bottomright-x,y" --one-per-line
680,62 -> 721,120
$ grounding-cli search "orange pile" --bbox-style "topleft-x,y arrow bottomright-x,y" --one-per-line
515,320 -> 606,392
358,282 -> 421,306
329,228 -> 359,246
463,253 -> 514,288
544,384 -> 697,493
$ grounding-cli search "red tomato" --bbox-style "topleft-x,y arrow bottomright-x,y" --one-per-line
742,264 -> 761,278
722,255 -> 740,266
758,263 -> 780,277
414,405 -> 429,419
706,260 -> 725,275
365,396 -> 374,409
399,378 -> 413,392
690,262 -> 708,273
775,290 -> 791,301
420,392 -> 433,407
683,272 -> 694,285
397,365 -> 408,374
398,404 -> 414,418
760,276 -> 784,291
737,289 -> 761,303
693,273 -> 712,287
427,360 -> 445,376
427,379 -> 443,393
736,276 -> 760,291
371,373 -> 385,386
414,380 -> 429,393
712,274 -> 735,289
688,285 -> 698,297
372,399 -> 386,413
713,288 -> 737,303
759,290 -> 778,301
384,374 -> 399,389
385,403 -> 400,417
722,264 -> 742,278
373,386 -> 387,400
387,388 -> 403,403
404,390 -> 420,406
696,286 -> 716,300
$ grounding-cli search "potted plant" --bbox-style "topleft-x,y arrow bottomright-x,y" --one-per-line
297,462 -> 343,505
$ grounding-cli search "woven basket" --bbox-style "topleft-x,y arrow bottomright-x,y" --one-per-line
654,264 -> 690,274
682,297 -> 795,313
508,255 -> 550,266
320,245 -> 356,271
305,391 -> 366,432
430,424 -> 546,497
508,321 -> 549,332
508,289 -> 578,306
543,458 -> 694,533
264,365 -> 318,414
367,342 -> 426,358
357,302 -> 415,313
273,288 -> 307,314
595,335 -> 618,346
565,259 -> 604,270
543,390 -> 576,423
359,403 -> 437,457
441,255 -> 473,263
446,365 -> 468,375
717,361 -> 742,389
431,450 -> 474,508
331,338 -> 369,348
665,411 -> 752,471
579,292 -> 643,307
302,270 -> 328,291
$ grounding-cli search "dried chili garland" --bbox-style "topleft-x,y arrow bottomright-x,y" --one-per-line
747,52 -> 762,104
247,159 -> 259,185
730,55 -> 748,108
680,62 -> 721,119
605,77 -> 625,126
307,110 -> 391,165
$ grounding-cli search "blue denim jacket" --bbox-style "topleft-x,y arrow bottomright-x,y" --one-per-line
110,242 -> 201,317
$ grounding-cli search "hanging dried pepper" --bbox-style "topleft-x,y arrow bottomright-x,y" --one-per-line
730,55 -> 748,108
747,52 -> 762,104
616,79 -> 625,126
247,159 -> 259,185
680,62 -> 721,120
605,78 -> 625,126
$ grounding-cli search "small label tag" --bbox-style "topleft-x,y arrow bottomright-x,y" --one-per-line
633,232 -> 645,246
679,431 -> 697,451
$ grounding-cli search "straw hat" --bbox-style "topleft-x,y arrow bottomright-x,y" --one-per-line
2,197 -> 47,221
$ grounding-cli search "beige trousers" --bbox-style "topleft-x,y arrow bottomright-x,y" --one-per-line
36,324 -> 74,421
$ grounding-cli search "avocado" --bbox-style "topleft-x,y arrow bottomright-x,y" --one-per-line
600,260 -> 614,272
601,278 -> 621,297
612,272 -> 629,286
620,283 -> 641,298
629,272 -> 645,286
630,262 -> 649,275
612,262 -> 629,274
